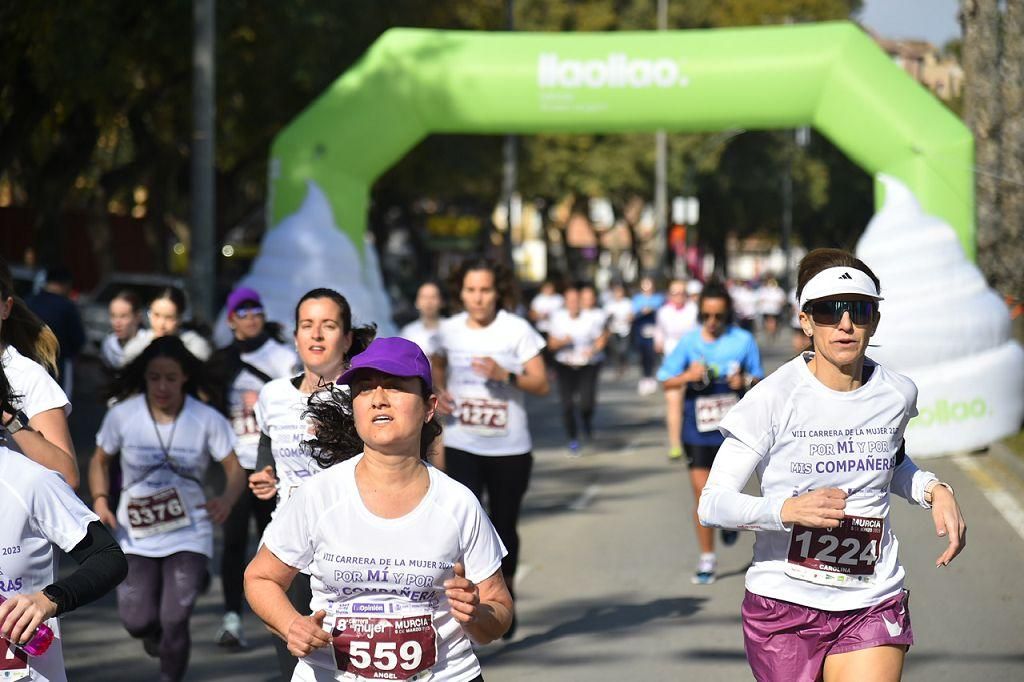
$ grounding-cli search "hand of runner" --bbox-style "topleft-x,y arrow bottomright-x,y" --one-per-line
444,562 -> 481,624
780,488 -> 847,528
286,609 -> 331,657
201,496 -> 232,524
248,466 -> 278,500
684,361 -> 707,384
727,370 -> 745,391
931,485 -> 967,567
471,356 -> 505,382
0,591 -> 57,645
435,389 -> 456,416
93,498 -> 118,529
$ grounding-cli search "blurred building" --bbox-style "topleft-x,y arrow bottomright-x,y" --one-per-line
871,33 -> 964,102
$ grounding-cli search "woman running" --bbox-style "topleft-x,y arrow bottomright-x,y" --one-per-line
658,280 -> 763,584
123,287 -> 212,364
655,279 -> 699,461
0,257 -> 79,488
88,336 -> 246,682
699,248 -> 966,682
208,286 -> 298,649
602,282 -> 633,379
0,364 -> 128,682
548,285 -> 609,455
101,290 -> 145,371
631,275 -> 664,396
245,337 -> 511,682
246,288 -> 375,678
432,257 -> 548,639
399,281 -> 444,357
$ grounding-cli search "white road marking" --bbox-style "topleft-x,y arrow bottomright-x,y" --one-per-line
568,484 -> 602,512
952,453 -> 1024,544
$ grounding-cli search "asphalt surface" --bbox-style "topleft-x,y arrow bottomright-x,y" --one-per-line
61,334 -> 1024,681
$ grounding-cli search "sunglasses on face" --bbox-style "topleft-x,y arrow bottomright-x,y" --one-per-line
803,300 -> 876,326
234,307 -> 264,319
700,311 -> 727,320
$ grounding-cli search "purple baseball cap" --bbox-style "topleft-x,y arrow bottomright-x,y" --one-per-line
226,286 -> 262,315
339,337 -> 433,392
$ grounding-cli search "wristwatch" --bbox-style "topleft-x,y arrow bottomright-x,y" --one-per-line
3,410 -> 29,435
506,372 -> 519,387
42,584 -> 67,617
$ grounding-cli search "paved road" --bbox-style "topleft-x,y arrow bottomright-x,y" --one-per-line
62,336 -> 1024,680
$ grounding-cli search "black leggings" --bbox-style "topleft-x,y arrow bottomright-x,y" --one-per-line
117,552 -> 208,682
445,448 -> 532,584
553,362 -> 601,440
271,572 -> 313,680
221,476 -> 274,613
635,336 -> 656,378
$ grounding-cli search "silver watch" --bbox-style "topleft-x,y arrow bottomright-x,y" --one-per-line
4,410 -> 29,435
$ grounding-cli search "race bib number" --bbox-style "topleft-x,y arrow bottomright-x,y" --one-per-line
457,398 -> 509,437
126,488 -> 191,539
0,638 -> 29,681
331,608 -> 437,680
785,515 -> 883,586
695,393 -> 739,433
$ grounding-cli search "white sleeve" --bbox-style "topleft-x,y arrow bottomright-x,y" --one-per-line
514,320 -> 546,362
889,451 -> 939,508
96,406 -> 124,454
263,485 -> 316,571
254,388 -> 269,436
29,468 -> 98,552
205,410 -> 237,462
698,436 -> 789,532
457,493 -> 506,584
18,366 -> 70,419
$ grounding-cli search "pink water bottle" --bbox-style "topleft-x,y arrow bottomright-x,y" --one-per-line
0,593 -> 54,656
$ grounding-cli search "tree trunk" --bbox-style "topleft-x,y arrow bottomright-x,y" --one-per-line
998,0 -> 1024,301
961,0 -> 1003,277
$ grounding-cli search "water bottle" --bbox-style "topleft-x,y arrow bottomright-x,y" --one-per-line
0,593 -> 54,656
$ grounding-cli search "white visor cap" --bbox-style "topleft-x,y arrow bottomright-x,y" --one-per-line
798,267 -> 883,310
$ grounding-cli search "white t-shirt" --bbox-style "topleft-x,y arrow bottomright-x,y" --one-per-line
603,298 -> 633,337
0,347 -> 71,456
400,319 -> 442,358
263,454 -> 506,682
529,293 -> 564,334
437,311 -> 546,456
96,394 -> 236,558
654,303 -> 698,356
730,285 -> 758,321
699,353 -> 938,611
228,340 -> 299,470
757,284 -> 787,317
0,451 -> 97,682
548,310 -> 605,366
254,377 -> 329,512
122,329 -> 213,364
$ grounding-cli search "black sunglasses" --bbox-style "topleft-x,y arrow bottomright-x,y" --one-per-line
803,300 -> 876,326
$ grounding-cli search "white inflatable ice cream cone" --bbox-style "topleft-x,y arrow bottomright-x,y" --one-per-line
856,175 -> 1024,456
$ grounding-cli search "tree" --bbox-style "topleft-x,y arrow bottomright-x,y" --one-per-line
961,0 -> 1024,303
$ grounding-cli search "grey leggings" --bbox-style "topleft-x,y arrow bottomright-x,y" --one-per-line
117,552 -> 207,682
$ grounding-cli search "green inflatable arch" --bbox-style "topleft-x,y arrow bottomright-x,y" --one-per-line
268,21 -> 975,258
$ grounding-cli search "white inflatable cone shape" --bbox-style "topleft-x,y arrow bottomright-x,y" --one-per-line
856,174 -> 1024,456
214,180 -> 396,347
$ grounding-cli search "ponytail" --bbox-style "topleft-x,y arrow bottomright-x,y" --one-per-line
3,298 -> 60,376
0,256 -> 59,376
346,324 -> 377,361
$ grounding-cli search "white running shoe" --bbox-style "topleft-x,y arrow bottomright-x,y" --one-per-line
216,611 -> 247,648
691,555 -> 717,585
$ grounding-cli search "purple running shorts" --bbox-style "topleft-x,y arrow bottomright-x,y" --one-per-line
742,589 -> 914,682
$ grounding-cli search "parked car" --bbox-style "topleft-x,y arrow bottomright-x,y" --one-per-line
8,264 -> 42,298
78,272 -> 189,354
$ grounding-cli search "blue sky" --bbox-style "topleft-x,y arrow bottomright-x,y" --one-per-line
856,0 -> 962,46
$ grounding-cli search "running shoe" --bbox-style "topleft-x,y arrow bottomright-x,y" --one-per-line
566,440 -> 581,458
668,446 -> 683,461
216,611 -> 247,649
721,529 -> 739,546
691,555 -> 717,585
